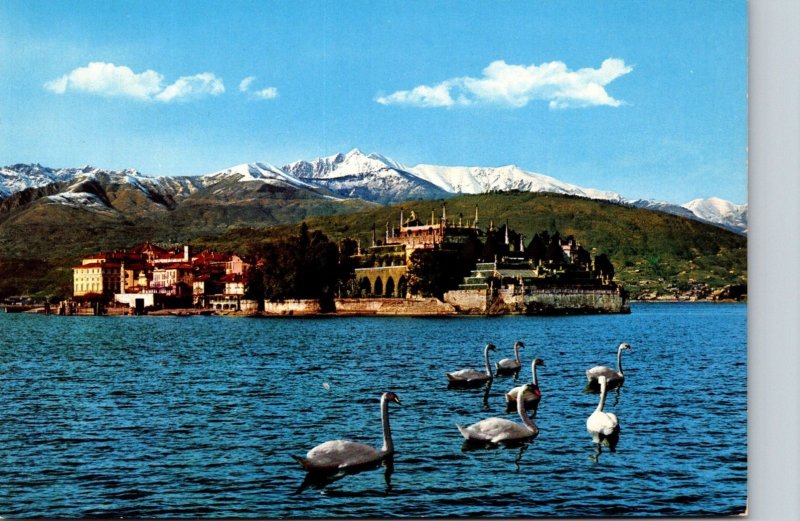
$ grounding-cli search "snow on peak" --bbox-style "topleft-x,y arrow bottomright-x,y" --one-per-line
408,162 -> 623,202
683,197 -> 747,231
284,148 -> 409,180
203,162 -> 319,190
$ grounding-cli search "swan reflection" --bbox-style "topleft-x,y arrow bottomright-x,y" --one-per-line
295,456 -> 394,495
589,430 -> 621,463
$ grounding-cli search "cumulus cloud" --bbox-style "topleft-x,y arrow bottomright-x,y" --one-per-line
376,58 -> 633,109
253,87 -> 278,100
44,62 -> 224,103
239,76 -> 256,92
238,75 -> 278,100
155,73 -> 224,102
44,62 -> 163,100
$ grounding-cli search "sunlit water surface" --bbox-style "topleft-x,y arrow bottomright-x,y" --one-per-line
0,303 -> 746,517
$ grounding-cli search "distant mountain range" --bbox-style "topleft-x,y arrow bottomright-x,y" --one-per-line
0,149 -> 747,234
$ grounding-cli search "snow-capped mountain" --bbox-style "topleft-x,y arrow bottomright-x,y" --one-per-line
1,164 -> 87,198
202,162 -> 331,194
283,148 -> 450,204
409,163 -> 625,202
683,197 -> 748,233
0,151 -> 748,234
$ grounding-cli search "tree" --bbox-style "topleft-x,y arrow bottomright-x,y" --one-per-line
594,253 -> 615,284
526,233 -> 547,265
546,233 -> 565,268
407,248 -> 461,299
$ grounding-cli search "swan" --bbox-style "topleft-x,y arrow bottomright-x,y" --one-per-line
446,343 -> 496,387
495,341 -> 525,375
586,342 -> 632,388
292,391 -> 400,473
457,383 -> 539,444
506,358 -> 544,409
586,376 -> 619,443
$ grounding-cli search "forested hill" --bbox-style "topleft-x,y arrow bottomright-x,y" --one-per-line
0,191 -> 745,300
196,192 -> 747,300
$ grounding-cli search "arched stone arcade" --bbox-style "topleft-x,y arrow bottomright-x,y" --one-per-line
354,265 -> 408,297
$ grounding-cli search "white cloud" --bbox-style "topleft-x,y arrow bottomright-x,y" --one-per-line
376,83 -> 458,107
239,75 -> 278,100
253,87 -> 278,100
154,73 -> 224,102
377,58 -> 633,109
239,76 -> 256,92
44,62 -> 224,103
44,62 -> 163,100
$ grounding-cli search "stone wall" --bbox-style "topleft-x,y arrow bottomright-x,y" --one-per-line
334,298 -> 455,315
263,299 -> 322,315
442,289 -> 489,314
522,288 -> 629,314
444,287 -> 628,315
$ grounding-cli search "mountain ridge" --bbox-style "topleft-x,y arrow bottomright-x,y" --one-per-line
0,150 -> 747,234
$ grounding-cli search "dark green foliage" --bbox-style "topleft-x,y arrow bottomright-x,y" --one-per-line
594,253 -> 615,283
407,248 -> 462,299
0,189 -> 747,299
249,223 -> 340,310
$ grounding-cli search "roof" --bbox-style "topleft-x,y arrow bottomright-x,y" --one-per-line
74,262 -> 121,270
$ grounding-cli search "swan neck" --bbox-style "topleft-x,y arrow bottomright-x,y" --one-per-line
617,347 -> 624,375
514,344 -> 521,363
483,346 -> 492,376
596,380 -> 608,413
517,392 -> 537,431
380,396 -> 393,454
531,362 -> 538,386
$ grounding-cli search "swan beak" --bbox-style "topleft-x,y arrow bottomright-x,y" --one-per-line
534,388 -> 541,397
392,396 -> 401,405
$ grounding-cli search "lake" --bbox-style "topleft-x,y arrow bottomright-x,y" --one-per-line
0,303 -> 747,518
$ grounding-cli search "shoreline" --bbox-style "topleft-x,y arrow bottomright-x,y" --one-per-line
4,298 -> 744,318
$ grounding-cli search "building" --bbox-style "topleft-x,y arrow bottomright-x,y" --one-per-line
74,242 -> 252,310
352,205 -> 482,298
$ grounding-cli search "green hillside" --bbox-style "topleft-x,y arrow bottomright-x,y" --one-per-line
0,191 -> 746,300
197,192 -> 747,299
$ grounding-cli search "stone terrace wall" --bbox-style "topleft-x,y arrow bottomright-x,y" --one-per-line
522,288 -> 628,314
443,289 -> 489,314
263,299 -> 322,315
335,298 -> 456,316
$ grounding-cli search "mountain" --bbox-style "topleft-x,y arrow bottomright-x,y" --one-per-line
0,151 -> 748,234
408,163 -> 624,202
283,148 -> 450,204
282,150 -> 746,233
0,162 -> 372,261
683,197 -> 748,233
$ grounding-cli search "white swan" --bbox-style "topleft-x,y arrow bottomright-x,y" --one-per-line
586,342 -> 632,388
447,343 -> 496,387
586,376 -> 619,443
495,341 -> 525,375
457,383 -> 539,444
292,391 -> 400,473
506,358 -> 544,408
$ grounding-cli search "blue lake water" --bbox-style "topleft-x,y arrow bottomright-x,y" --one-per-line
0,303 -> 746,518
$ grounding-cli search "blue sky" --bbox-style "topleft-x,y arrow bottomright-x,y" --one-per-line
0,0 -> 747,204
